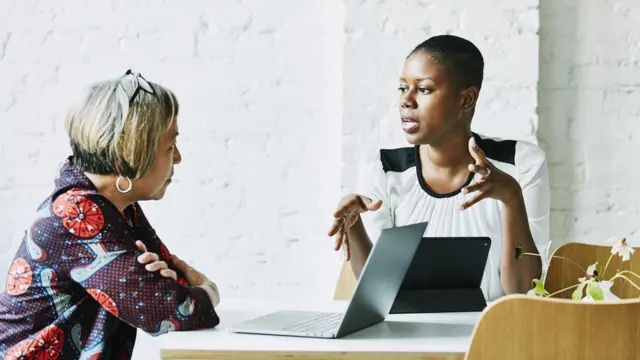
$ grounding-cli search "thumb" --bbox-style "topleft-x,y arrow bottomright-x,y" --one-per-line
135,240 -> 147,253
364,198 -> 383,211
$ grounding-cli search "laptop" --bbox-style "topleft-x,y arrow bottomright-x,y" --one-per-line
390,236 -> 491,314
226,221 -> 429,338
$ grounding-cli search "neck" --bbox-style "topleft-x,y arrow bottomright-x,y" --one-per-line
422,129 -> 474,170
84,173 -> 133,212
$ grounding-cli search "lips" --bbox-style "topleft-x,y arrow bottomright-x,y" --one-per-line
401,116 -> 419,134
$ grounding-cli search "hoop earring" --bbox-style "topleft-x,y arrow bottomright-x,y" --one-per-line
116,175 -> 133,193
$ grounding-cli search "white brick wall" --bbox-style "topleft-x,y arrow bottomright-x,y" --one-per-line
1,0 -> 638,357
342,0 -> 540,192
0,0 -> 345,305
538,0 -> 640,247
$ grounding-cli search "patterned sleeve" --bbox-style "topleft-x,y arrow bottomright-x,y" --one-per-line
52,190 -> 220,336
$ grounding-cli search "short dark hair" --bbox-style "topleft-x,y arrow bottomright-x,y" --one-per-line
409,34 -> 484,90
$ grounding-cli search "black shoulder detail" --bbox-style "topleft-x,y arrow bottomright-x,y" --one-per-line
379,147 -> 417,173
473,133 -> 516,165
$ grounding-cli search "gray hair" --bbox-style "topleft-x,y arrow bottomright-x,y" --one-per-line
65,72 -> 179,179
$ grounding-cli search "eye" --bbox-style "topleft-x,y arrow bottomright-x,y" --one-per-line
418,87 -> 431,95
397,85 -> 408,94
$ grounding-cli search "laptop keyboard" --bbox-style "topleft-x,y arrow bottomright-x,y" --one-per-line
282,312 -> 343,333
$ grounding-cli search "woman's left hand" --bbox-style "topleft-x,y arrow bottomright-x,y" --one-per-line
460,137 -> 521,210
136,240 -> 178,281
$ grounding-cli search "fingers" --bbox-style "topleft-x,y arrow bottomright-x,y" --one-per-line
137,251 -> 159,264
160,269 -> 178,281
460,189 -> 487,210
333,195 -> 375,218
344,231 -> 351,261
328,217 -> 345,237
462,179 -> 486,194
365,199 -> 383,211
145,260 -> 169,272
135,240 -> 147,253
334,227 -> 344,251
468,163 -> 491,178
469,137 -> 488,165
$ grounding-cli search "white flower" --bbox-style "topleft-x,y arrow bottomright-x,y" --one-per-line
607,237 -> 635,262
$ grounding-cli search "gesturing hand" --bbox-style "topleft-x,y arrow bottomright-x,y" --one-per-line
460,137 -> 521,210
327,194 -> 382,261
136,240 -> 177,281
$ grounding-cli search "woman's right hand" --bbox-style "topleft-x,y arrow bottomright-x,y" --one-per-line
327,194 -> 382,260
172,255 -> 220,307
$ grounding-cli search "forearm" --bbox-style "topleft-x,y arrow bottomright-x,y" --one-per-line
500,192 -> 542,294
346,216 -> 374,279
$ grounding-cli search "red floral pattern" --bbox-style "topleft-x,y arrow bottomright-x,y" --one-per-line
51,189 -> 92,217
0,157 -> 220,360
32,325 -> 63,360
3,338 -> 36,360
6,258 -> 32,296
86,289 -> 119,318
61,197 -> 104,238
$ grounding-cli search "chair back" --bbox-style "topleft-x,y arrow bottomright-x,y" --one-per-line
465,295 -> 640,360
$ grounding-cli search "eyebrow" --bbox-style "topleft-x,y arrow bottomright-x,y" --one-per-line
399,77 -> 434,82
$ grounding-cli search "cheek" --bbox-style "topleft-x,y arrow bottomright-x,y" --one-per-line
419,94 -> 455,117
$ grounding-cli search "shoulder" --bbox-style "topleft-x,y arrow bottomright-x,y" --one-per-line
360,146 -> 418,174
474,133 -> 546,173
47,188 -> 128,239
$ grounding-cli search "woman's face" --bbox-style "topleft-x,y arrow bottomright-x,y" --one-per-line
131,118 -> 181,201
397,52 -> 473,145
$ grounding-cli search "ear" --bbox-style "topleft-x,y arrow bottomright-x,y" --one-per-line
460,86 -> 479,112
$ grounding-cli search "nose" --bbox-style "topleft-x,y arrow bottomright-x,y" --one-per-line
173,144 -> 182,165
400,91 -> 417,109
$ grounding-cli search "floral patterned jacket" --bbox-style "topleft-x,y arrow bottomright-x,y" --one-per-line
0,157 -> 220,359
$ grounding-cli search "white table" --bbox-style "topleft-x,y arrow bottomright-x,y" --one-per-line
157,299 -> 480,360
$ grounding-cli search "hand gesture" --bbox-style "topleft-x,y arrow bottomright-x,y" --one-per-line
460,137 -> 521,210
136,240 -> 177,281
327,194 -> 382,260
172,255 -> 220,307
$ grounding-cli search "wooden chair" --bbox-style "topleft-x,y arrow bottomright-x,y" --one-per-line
465,294 -> 640,360
333,260 -> 356,300
544,242 -> 640,299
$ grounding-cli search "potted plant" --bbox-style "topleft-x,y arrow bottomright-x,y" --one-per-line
515,237 -> 640,301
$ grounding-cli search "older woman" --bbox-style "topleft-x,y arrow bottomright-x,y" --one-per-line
0,70 -> 220,359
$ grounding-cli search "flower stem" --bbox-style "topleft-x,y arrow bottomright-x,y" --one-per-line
548,283 -> 581,298
615,270 -> 640,282
522,252 -> 586,273
610,274 -> 640,293
601,253 -> 615,280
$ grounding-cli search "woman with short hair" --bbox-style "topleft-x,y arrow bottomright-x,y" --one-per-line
0,70 -> 220,360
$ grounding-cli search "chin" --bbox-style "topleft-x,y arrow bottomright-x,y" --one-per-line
403,132 -> 430,145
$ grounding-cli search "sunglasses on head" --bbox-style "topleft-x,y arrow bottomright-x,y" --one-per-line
122,69 -> 155,105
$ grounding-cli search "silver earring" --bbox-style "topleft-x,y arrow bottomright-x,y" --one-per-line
116,175 -> 132,193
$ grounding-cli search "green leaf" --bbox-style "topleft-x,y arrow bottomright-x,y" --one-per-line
578,277 -> 586,283
572,281 -> 588,300
587,281 -> 605,301
530,279 -> 549,297
586,262 -> 598,276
